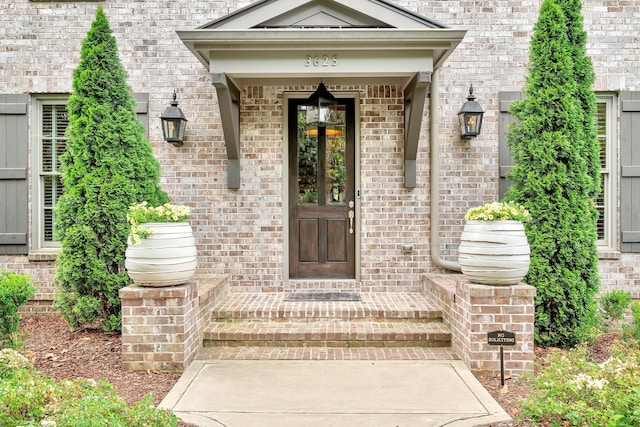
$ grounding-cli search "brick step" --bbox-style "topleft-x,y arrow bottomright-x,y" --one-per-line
210,292 -> 443,322
195,346 -> 459,361
202,320 -> 451,348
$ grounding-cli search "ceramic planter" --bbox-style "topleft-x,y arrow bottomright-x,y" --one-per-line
458,220 -> 530,286
125,222 -> 197,287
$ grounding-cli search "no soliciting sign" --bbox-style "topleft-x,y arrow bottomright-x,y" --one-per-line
487,330 -> 516,346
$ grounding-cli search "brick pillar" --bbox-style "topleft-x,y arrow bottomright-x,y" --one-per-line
423,274 -> 536,378
119,275 -> 226,372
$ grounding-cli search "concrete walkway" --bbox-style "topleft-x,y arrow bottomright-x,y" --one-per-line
159,359 -> 512,427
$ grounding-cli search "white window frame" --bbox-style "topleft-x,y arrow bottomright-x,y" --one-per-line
31,95 -> 69,251
597,93 -> 617,252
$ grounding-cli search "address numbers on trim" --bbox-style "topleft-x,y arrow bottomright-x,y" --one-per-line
305,55 -> 338,67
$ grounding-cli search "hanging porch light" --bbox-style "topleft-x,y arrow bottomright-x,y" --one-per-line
305,81 -> 338,127
160,90 -> 188,146
457,84 -> 484,139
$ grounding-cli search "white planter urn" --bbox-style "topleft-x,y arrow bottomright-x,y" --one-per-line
458,220 -> 530,286
125,222 -> 197,287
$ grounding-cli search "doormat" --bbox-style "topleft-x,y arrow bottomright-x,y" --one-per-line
284,292 -> 361,302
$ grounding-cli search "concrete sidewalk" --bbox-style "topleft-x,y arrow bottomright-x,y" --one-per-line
159,359 -> 512,427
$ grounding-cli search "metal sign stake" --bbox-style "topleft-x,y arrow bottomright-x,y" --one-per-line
499,345 -> 505,386
487,330 -> 516,387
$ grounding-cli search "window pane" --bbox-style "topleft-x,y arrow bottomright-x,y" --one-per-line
596,175 -> 606,240
56,140 -> 66,171
326,106 -> 346,205
44,208 -> 54,242
596,102 -> 607,168
43,175 -> 63,242
42,139 -> 53,172
42,106 -> 53,137
326,135 -> 346,204
297,108 -> 318,205
55,108 -> 68,137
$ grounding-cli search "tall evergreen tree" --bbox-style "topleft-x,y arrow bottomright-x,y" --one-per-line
504,0 -> 599,347
556,0 -> 601,321
54,6 -> 168,332
558,0 -> 600,201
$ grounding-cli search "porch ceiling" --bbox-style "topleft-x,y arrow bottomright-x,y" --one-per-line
176,0 -> 466,189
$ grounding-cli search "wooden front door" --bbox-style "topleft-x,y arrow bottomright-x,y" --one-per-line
288,98 -> 356,279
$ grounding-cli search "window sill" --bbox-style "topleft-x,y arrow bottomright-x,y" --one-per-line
28,252 -> 59,262
598,249 -> 620,260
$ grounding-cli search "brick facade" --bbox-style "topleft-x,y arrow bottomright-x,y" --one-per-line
1,0 -> 640,301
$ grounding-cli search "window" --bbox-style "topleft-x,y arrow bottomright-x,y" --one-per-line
596,94 -> 617,250
32,96 -> 69,250
30,93 -> 148,251
499,92 -> 618,252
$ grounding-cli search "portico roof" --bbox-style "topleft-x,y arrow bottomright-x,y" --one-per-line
177,0 -> 466,188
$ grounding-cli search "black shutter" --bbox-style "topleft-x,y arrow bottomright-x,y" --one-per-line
0,94 -> 29,254
621,91 -> 640,252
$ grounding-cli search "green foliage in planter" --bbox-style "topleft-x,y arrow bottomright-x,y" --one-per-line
0,271 -> 36,349
128,202 -> 192,243
504,0 -> 600,348
54,6 -> 168,332
519,341 -> 640,426
0,349 -> 178,426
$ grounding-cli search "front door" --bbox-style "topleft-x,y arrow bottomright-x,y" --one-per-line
288,98 -> 356,279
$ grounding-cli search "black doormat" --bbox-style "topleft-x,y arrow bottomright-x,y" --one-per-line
284,292 -> 361,302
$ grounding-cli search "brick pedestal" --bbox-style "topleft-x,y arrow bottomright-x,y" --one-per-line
119,274 -> 227,372
423,274 -> 536,378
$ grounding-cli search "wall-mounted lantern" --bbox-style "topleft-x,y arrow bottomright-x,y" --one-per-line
160,90 -> 188,146
457,84 -> 484,139
305,81 -> 338,127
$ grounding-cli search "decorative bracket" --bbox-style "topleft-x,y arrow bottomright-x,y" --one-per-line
212,73 -> 241,189
403,71 -> 431,188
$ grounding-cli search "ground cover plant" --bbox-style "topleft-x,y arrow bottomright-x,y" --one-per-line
54,5 -> 168,332
0,348 -> 179,427
517,291 -> 640,426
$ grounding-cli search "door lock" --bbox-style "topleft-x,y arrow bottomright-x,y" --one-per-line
348,200 -> 355,234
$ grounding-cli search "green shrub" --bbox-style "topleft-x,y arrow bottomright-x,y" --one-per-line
504,0 -> 600,348
623,302 -> 640,341
519,341 -> 640,426
599,290 -> 632,322
54,6 -> 168,332
0,271 -> 36,349
0,349 -> 178,426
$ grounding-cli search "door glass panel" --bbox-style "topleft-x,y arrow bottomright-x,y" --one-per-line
326,129 -> 346,205
297,105 -> 346,205
297,108 -> 318,204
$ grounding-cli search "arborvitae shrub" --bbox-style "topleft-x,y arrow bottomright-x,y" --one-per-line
54,6 -> 168,332
504,0 -> 600,348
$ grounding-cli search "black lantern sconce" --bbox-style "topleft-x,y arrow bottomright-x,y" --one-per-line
305,81 -> 338,128
457,84 -> 484,139
160,90 -> 188,146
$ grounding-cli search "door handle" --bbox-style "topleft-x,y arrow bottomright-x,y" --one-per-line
348,200 -> 355,234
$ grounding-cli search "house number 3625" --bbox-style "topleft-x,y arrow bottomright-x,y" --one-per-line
305,55 -> 338,67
